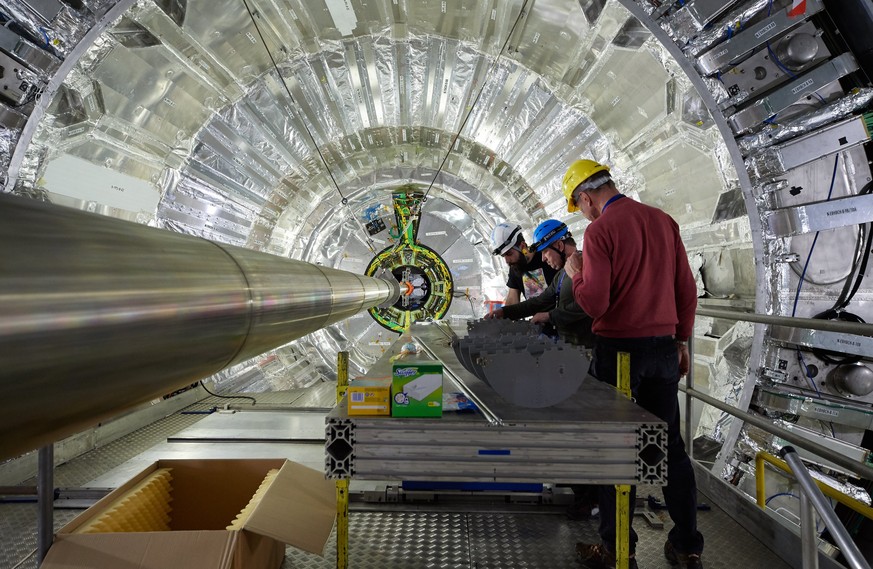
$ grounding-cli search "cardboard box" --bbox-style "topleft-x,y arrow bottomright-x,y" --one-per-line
347,377 -> 391,416
41,459 -> 336,569
392,361 -> 443,417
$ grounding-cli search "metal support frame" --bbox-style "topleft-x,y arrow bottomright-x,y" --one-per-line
37,444 -> 53,564
780,447 -> 872,569
754,452 -> 873,520
683,384 -> 873,480
336,351 -> 350,569
616,351 -> 631,569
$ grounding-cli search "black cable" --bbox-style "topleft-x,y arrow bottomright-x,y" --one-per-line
834,182 -> 873,309
240,0 -> 342,200
200,380 -> 257,405
386,1 -> 531,258
421,0 -> 530,204
385,2 -> 531,256
239,0 -> 377,255
810,309 -> 864,365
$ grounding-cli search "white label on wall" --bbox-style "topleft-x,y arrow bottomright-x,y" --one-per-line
42,154 -> 160,213
325,0 -> 357,36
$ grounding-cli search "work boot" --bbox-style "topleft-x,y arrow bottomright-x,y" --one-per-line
575,542 -> 638,569
664,539 -> 703,569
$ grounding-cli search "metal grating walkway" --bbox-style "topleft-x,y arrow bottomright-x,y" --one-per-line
1,385 -> 791,569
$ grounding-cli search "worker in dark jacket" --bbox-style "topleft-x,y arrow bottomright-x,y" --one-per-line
486,219 -> 594,349
486,218 -> 597,520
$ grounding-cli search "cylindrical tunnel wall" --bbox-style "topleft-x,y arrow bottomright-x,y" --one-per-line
0,193 -> 400,460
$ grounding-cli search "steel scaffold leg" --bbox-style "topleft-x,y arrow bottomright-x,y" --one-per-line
616,351 -> 632,569
336,351 -> 349,569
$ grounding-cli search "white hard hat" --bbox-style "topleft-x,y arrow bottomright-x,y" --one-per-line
490,223 -> 523,255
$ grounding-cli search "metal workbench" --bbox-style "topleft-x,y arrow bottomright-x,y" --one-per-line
325,323 -> 668,485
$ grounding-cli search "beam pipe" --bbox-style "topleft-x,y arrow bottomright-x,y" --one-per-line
0,194 -> 399,459
37,445 -> 53,564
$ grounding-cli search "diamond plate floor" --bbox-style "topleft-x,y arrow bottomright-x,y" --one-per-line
278,501 -> 791,569
1,388 -> 792,569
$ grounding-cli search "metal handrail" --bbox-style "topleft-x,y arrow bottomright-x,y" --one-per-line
684,305 -> 873,481
755,452 -> 873,521
756,451 -> 873,569
681,383 -> 873,480
778,447 -> 872,569
681,307 -> 873,566
696,305 -> 873,337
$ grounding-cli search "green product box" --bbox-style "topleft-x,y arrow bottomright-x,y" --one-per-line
391,361 -> 443,417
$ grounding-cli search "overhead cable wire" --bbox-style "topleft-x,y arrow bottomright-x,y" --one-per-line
388,0 -> 531,255
420,0 -> 530,203
239,0 -> 377,255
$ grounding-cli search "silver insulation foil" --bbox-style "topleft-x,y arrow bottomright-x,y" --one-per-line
0,110 -> 25,183
745,148 -> 786,182
701,75 -> 730,104
682,0 -> 771,57
12,0 -> 740,396
734,424 -> 872,509
694,321 -> 755,446
737,88 -> 873,155
0,0 -> 108,58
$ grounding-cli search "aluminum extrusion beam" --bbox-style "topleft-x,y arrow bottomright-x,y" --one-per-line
325,324 -> 668,485
766,193 -> 873,238
0,193 -> 400,460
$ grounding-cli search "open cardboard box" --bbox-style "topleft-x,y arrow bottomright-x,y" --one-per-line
41,459 -> 336,569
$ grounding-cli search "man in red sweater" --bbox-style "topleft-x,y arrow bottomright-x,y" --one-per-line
562,159 -> 704,569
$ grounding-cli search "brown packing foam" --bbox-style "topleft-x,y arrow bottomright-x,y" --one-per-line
226,469 -> 280,530
75,468 -> 173,533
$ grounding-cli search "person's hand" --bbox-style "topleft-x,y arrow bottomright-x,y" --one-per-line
531,312 -> 550,325
486,308 -> 505,319
565,251 -> 583,278
677,343 -> 690,376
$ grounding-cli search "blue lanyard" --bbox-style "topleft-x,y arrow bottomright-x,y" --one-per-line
601,193 -> 625,214
555,272 -> 566,297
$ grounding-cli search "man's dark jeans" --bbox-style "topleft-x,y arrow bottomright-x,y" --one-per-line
592,335 -> 704,556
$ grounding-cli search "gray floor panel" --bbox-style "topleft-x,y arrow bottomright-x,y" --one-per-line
169,410 -> 328,442
469,513 -> 599,568
1,388 -> 796,569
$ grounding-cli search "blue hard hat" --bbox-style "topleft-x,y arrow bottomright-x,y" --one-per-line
531,219 -> 570,253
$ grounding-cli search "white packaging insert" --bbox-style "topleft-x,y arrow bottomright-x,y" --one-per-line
402,373 -> 442,401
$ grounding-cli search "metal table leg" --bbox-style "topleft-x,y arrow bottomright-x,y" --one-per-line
616,351 -> 631,569
336,351 -> 349,569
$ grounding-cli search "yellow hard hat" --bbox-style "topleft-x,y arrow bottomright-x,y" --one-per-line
562,159 -> 610,212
